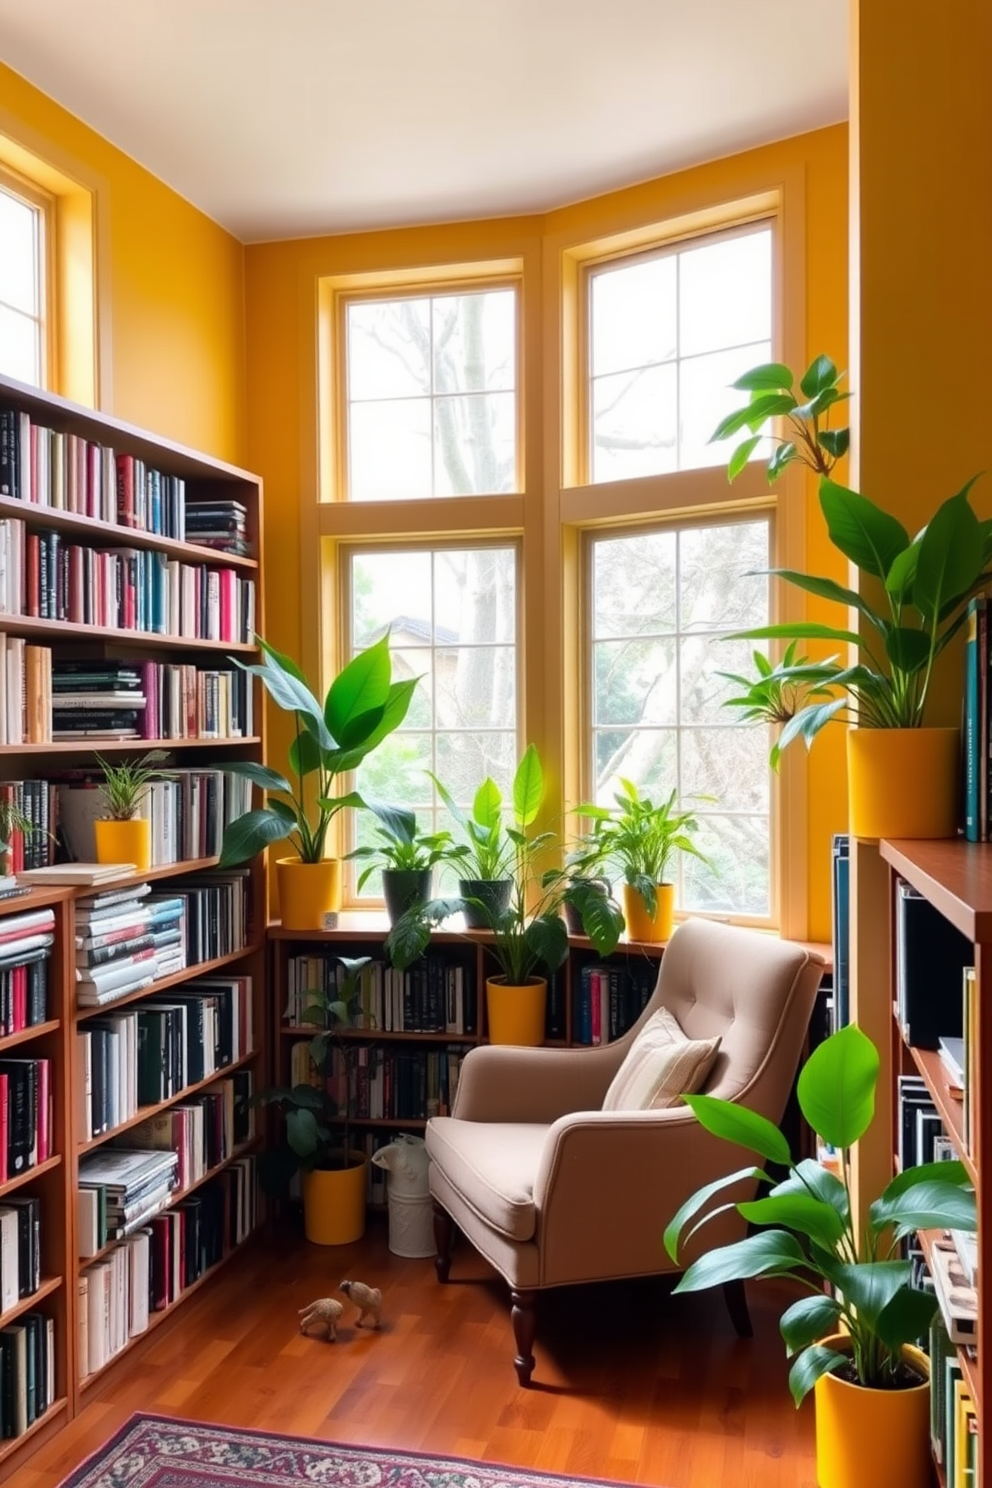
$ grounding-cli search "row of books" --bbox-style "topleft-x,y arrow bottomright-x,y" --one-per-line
295,1041 -> 465,1122
963,592 -> 992,839
0,1058 -> 51,1182
77,981 -> 254,1138
0,782 -> 53,872
76,883 -> 186,1008
897,1075 -> 953,1170
0,943 -> 50,1039
0,636 -> 51,745
0,513 -> 256,641
51,658 -> 254,742
929,1313 -> 979,1484
78,1156 -> 256,1381
0,1312 -> 55,1439
0,408 -> 253,560
0,1196 -> 41,1313
78,1147 -> 178,1242
58,770 -> 252,866
572,959 -> 660,1045
284,952 -> 477,1036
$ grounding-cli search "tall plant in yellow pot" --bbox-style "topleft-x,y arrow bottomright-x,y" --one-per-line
218,636 -> 416,929
711,354 -> 989,839
93,749 -> 171,872
573,780 -> 708,943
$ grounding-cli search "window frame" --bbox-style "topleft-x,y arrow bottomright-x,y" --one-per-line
580,505 -> 778,928
0,162 -> 55,390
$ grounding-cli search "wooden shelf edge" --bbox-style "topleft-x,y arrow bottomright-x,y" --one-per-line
79,1228 -> 259,1392
0,1398 -> 69,1465
77,1047 -> 259,1154
75,941 -> 262,1021
0,1019 -> 61,1052
0,1275 -> 63,1330
0,1153 -> 62,1199
0,736 -> 261,756
0,613 -> 257,652
906,1046 -> 978,1187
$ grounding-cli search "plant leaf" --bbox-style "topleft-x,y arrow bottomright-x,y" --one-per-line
788,1344 -> 848,1406
728,435 -> 761,481
737,1193 -> 845,1251
674,1229 -> 806,1291
732,363 -> 794,392
868,1179 -> 977,1238
682,1093 -> 792,1167
819,479 -> 910,580
473,777 -> 504,830
324,636 -> 391,742
779,1294 -> 843,1356
523,913 -> 569,973
285,1107 -> 319,1158
874,1286 -> 939,1355
911,488 -> 983,626
512,744 -> 545,827
799,355 -> 840,398
817,428 -> 850,459
797,1024 -> 878,1149
769,1157 -> 850,1224
663,1165 -> 766,1262
832,1259 -> 911,1329
288,729 -> 322,778
884,626 -> 931,675
224,760 -> 292,794
218,807 -> 294,867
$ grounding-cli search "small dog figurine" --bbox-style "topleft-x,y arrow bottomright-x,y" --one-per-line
339,1278 -> 382,1329
298,1296 -> 345,1341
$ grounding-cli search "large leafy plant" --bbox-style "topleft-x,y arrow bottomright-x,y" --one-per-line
345,799 -> 466,887
218,635 -> 417,865
665,1024 -> 976,1402
711,355 -> 989,752
386,745 -> 624,984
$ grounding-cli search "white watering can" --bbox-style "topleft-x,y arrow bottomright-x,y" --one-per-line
372,1134 -> 434,1257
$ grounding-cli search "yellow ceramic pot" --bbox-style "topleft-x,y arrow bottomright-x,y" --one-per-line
622,881 -> 674,943
94,817 -> 151,871
276,856 -> 340,931
814,1337 -> 930,1488
486,976 -> 546,1046
301,1156 -> 368,1245
847,727 -> 959,840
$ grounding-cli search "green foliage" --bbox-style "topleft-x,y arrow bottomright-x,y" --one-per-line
572,779 -> 709,913
94,749 -> 172,821
218,635 -> 417,866
256,955 -> 371,1182
710,355 -> 989,750
386,745 -> 625,984
344,798 -> 467,888
664,1025 -> 976,1401
0,798 -> 34,875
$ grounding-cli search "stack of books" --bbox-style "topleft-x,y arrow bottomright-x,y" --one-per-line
51,660 -> 146,741
74,884 -> 186,1009
0,636 -> 51,744
183,499 -> 250,557
78,1231 -> 150,1377
77,1147 -> 178,1243
0,908 -> 54,1036
0,1312 -> 55,1437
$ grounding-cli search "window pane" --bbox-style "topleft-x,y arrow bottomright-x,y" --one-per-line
347,544 -> 517,900
0,191 -> 38,316
349,398 -> 432,500
591,363 -> 677,483
0,305 -> 39,384
434,392 -> 515,495
590,519 -> 772,918
345,286 -> 518,500
589,225 -> 772,479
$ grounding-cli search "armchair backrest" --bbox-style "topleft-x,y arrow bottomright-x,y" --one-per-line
624,919 -> 824,1122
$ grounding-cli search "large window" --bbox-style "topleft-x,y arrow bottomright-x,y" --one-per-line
588,518 -> 772,917
588,224 -> 771,483
345,288 -> 517,500
0,175 -> 47,387
346,544 -> 518,899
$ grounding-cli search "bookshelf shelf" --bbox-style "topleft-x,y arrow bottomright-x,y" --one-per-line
0,369 -> 267,1460
75,941 -> 263,1021
280,1024 -> 477,1044
76,1047 -> 259,1154
0,1153 -> 62,1200
0,1275 -> 63,1330
909,1048 -> 977,1188
0,1397 -> 69,1467
918,1229 -> 981,1414
0,1018 -> 61,1052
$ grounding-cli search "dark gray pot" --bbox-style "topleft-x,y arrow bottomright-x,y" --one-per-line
382,868 -> 432,927
562,877 -> 610,937
458,877 -> 513,929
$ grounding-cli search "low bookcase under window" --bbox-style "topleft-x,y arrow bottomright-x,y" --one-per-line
0,371 -> 267,1471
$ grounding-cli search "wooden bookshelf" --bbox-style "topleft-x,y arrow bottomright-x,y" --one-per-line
76,1047 -> 259,1153
0,370 -> 267,1465
879,837 -> 989,1479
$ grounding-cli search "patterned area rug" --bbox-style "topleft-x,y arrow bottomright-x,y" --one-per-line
60,1415 -> 640,1488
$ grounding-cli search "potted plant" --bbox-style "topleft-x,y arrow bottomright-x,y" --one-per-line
428,771 -> 516,929
387,745 -> 625,1046
710,353 -> 989,839
92,749 -> 171,871
259,954 -> 372,1245
218,635 -> 417,929
345,798 -> 467,926
573,779 -> 708,943
664,1023 -> 976,1488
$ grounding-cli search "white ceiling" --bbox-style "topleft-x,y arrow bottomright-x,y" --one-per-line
0,0 -> 848,244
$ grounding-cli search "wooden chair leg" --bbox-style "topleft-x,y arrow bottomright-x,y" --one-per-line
723,1278 -> 752,1338
433,1201 -> 454,1283
510,1288 -> 537,1386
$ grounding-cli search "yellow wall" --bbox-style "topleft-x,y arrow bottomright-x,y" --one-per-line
245,124 -> 850,939
0,62 -> 246,464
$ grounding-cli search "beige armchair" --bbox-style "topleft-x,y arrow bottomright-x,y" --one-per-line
425,918 -> 825,1384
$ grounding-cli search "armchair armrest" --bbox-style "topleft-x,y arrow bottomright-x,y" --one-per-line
451,1042 -> 624,1123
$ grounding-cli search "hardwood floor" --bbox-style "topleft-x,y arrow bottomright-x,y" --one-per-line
8,1216 -> 817,1488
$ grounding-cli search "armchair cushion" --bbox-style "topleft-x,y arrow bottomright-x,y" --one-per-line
425,1119 -> 547,1242
602,1006 -> 722,1111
